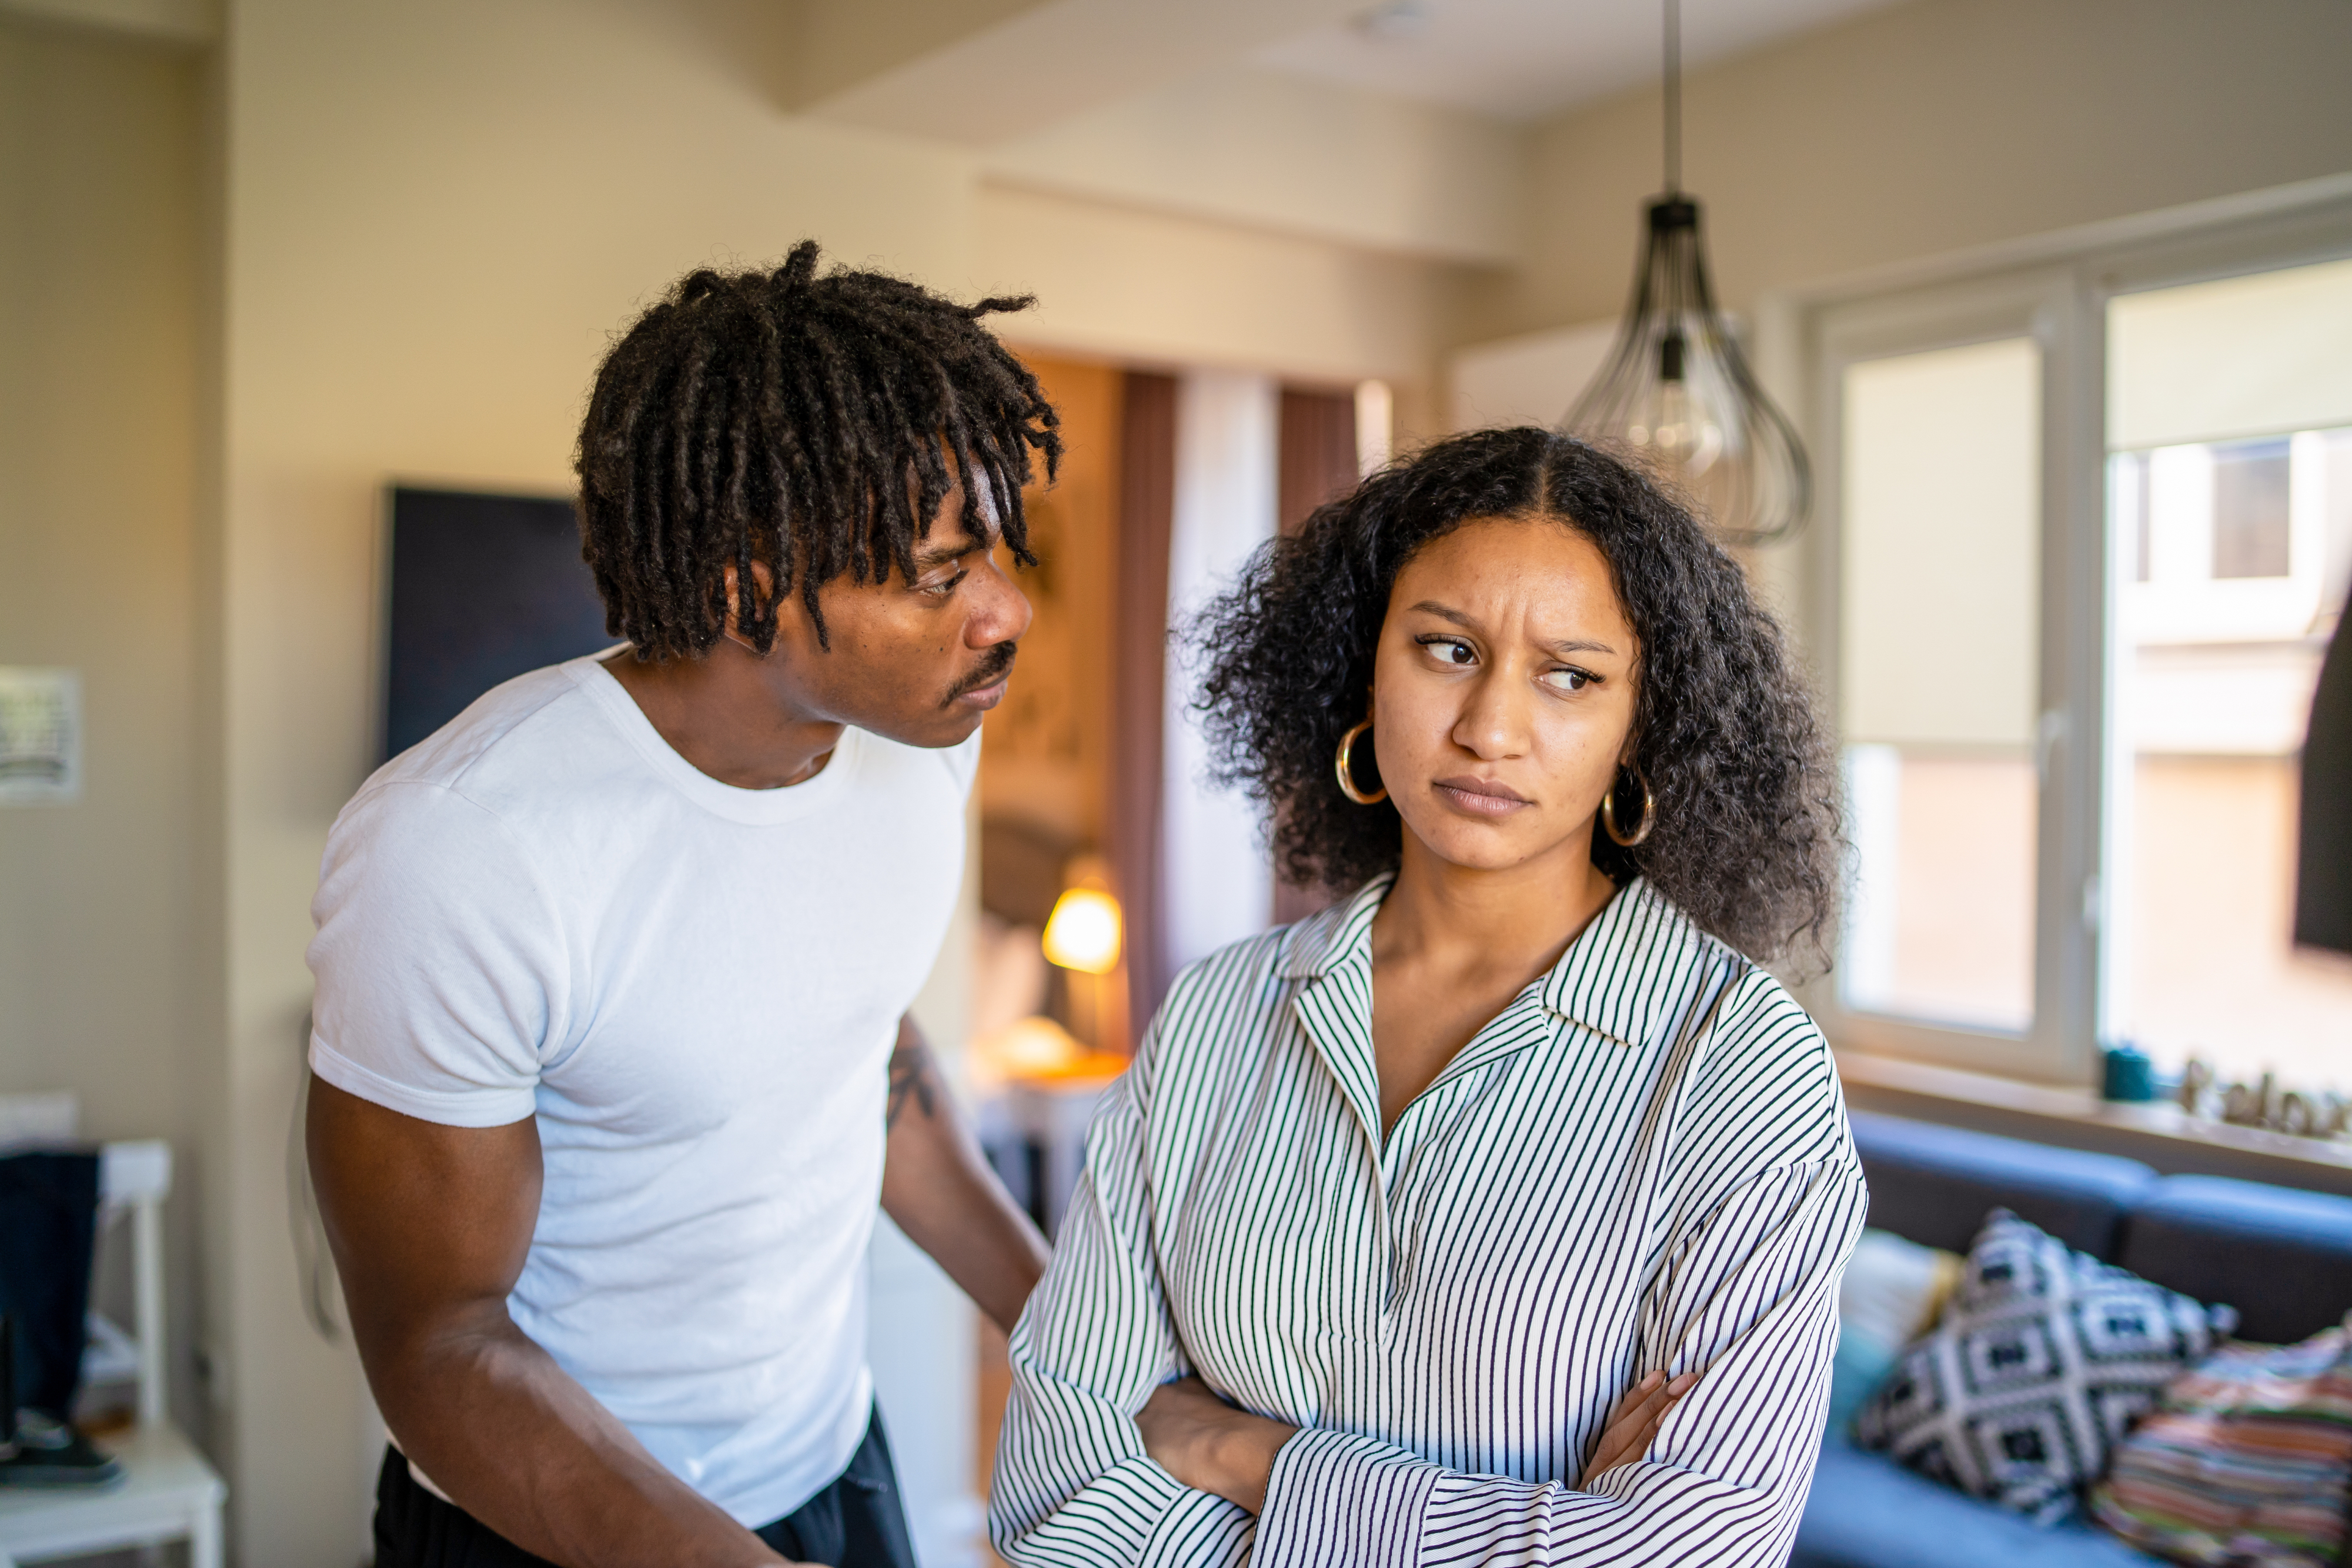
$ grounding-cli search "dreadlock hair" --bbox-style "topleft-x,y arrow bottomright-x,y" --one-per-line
575,240 -> 1062,658
1192,426 -> 1845,971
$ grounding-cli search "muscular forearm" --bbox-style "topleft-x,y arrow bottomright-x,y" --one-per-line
308,1078 -> 790,1568
879,1022 -> 1050,1333
364,1306 -> 787,1568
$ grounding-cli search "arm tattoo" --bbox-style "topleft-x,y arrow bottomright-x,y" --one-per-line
887,1041 -> 940,1129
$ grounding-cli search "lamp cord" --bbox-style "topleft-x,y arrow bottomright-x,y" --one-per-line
1663,0 -> 1681,195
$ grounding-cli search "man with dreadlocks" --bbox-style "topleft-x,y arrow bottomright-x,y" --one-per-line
303,243 -> 1059,1568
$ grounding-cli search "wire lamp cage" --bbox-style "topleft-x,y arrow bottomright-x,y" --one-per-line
1563,0 -> 1811,545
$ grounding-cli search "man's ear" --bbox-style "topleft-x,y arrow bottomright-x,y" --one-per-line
718,559 -> 778,636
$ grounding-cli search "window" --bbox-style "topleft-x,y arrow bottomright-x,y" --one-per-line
2103,260 -> 2352,1088
1839,339 -> 2042,1034
1793,193 -> 2352,1089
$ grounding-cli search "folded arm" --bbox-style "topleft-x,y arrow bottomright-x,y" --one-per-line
1246,1158 -> 1866,1568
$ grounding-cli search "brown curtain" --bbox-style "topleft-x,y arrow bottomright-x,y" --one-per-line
1271,387 -> 1360,925
1277,386 -> 1358,537
1111,372 -> 1178,1034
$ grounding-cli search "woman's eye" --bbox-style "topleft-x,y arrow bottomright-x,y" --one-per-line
1421,637 -> 1476,667
1543,667 -> 1595,692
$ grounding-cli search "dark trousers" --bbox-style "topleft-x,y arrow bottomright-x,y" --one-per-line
373,1410 -> 917,1568
0,1151 -> 101,1422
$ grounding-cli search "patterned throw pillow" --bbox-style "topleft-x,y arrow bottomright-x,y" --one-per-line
1828,1229 -> 1966,1440
2088,1317 -> 2352,1568
1854,1208 -> 2237,1524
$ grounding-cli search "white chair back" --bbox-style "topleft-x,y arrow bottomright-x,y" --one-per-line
95,1142 -> 171,1428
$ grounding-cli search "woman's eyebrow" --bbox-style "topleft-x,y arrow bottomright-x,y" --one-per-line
1409,600 -> 1616,657
1409,599 -> 1479,629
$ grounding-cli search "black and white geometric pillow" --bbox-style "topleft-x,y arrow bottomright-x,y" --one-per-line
1853,1208 -> 2236,1524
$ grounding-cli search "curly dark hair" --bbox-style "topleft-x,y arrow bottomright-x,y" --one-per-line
574,240 -> 1061,658
1194,426 -> 1842,967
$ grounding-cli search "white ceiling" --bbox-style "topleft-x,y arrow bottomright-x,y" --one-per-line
1251,0 -> 1913,123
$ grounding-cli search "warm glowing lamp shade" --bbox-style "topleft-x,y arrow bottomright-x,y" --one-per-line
1041,887 -> 1122,975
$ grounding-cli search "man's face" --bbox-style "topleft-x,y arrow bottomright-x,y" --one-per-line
763,487 -> 1034,750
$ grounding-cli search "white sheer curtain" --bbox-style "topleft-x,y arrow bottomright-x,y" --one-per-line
1160,369 -> 1278,977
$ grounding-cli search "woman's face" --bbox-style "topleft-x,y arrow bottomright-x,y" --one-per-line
1368,515 -> 1640,875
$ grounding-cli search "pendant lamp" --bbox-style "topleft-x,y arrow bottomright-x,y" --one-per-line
1563,0 -> 1810,545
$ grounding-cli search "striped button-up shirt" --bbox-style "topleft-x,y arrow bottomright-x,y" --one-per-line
991,875 -> 1866,1567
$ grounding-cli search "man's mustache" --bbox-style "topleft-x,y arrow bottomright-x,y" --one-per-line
943,642 -> 1018,707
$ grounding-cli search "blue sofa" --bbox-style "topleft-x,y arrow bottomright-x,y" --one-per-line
1793,1111 -> 2352,1568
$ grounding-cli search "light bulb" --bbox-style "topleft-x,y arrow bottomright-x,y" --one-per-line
1627,368 -> 1726,482
1041,887 -> 1122,975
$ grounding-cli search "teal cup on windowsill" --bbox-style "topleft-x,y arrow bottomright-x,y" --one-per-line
2102,1044 -> 2157,1102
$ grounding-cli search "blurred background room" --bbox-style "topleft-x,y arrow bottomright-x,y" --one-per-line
2,1 -> 2350,1564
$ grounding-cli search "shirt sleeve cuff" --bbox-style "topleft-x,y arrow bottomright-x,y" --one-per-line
309,1035 -> 540,1128
1252,1429 -> 1441,1568
998,1455 -> 1251,1568
1140,1476 -> 1254,1568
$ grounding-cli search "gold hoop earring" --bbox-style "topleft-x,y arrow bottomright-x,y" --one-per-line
1335,719 -> 1387,805
1601,769 -> 1655,847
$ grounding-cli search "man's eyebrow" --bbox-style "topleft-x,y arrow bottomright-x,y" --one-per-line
911,534 -> 990,570
1408,600 -> 1616,657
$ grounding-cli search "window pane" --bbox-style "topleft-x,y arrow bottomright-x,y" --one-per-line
1839,337 -> 2042,1032
2210,438 -> 2292,579
2106,255 -> 2352,1088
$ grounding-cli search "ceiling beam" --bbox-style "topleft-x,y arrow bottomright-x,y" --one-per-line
983,66 -> 1526,266
795,0 -> 1370,146
787,0 -> 1054,110
0,0 -> 215,45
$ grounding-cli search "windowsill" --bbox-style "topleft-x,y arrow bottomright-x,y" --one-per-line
1833,1048 -> 2352,1198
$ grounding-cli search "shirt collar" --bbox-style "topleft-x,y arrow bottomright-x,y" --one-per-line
1278,874 -> 1392,982
1277,872 -> 1722,1052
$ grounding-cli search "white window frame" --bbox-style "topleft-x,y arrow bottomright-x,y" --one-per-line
1759,174 -> 2352,1086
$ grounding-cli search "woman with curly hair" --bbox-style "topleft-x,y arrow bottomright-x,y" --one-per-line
990,427 -> 1865,1568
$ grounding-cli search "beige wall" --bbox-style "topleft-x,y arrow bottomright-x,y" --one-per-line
981,182 -> 1465,390
0,14 -> 207,1426
1466,0 -> 2352,339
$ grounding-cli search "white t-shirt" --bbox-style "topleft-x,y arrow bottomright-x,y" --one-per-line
307,653 -> 977,1528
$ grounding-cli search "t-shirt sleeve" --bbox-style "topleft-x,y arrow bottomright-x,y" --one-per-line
306,780 -> 567,1127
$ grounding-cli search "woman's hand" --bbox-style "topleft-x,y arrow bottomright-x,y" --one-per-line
1581,1369 -> 1699,1487
1135,1376 -> 1299,1515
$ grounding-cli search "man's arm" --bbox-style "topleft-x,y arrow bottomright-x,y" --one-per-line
307,1075 -> 791,1568
878,1017 -> 1050,1334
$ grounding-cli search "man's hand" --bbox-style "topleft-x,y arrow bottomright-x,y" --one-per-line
879,1018 -> 1050,1334
307,1076 -> 792,1568
1135,1376 -> 1298,1515
1580,1369 -> 1698,1487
